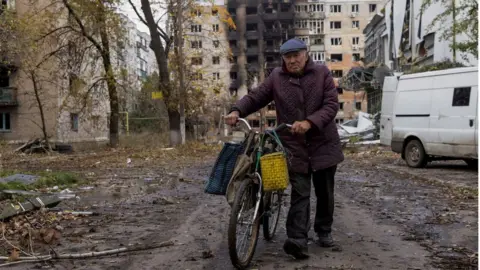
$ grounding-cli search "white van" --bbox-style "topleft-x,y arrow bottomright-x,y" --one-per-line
380,67 -> 478,168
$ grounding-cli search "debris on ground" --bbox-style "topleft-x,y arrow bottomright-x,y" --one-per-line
0,195 -> 62,220
338,112 -> 377,142
0,174 -> 39,185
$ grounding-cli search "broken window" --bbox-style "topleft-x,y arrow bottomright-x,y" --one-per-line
0,112 -> 11,131
246,23 -> 257,31
280,4 -> 289,12
452,87 -> 471,106
70,113 -> 79,131
191,40 -> 202,49
308,4 -> 323,12
311,51 -> 325,62
192,72 -> 203,81
230,72 -> 237,80
297,36 -> 309,45
330,4 -> 341,13
339,101 -> 344,109
191,57 -> 203,65
191,24 -> 202,32
353,53 -> 361,61
212,7 -> 218,16
246,7 -> 257,14
228,8 -> 235,14
229,40 -> 237,47
247,56 -> 257,64
192,9 -> 201,17
247,39 -> 258,47
330,54 -> 343,62
352,37 -> 359,45
352,20 -> 359,28
369,4 -> 377,13
230,56 -> 237,63
331,37 -> 342,46
213,40 -> 219,48
213,72 -> 220,80
332,70 -> 343,78
212,24 -> 219,32
212,56 -> 220,64
330,21 -> 341,30
313,38 -> 323,45
351,4 -> 359,12
356,102 -> 362,110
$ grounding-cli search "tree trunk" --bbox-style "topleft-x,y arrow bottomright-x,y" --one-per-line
31,71 -> 51,151
98,3 -> 119,148
168,108 -> 181,145
175,0 -> 186,144
140,0 -> 181,146
236,3 -> 247,98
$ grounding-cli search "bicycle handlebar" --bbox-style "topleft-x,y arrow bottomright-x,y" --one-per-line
274,123 -> 293,133
235,118 -> 292,133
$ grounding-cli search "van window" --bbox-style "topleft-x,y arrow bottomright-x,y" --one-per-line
452,87 -> 471,107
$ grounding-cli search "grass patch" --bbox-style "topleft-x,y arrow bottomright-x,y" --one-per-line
0,170 -> 83,191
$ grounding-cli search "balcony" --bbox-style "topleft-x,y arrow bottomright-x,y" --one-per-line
293,28 -> 324,36
309,44 -> 325,51
246,47 -> 259,55
294,11 -> 325,20
262,12 -> 294,21
227,0 -> 259,7
0,87 -> 18,106
263,29 -> 284,39
265,46 -> 280,53
246,31 -> 260,39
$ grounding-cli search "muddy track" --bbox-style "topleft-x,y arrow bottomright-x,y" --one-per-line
4,155 -> 477,270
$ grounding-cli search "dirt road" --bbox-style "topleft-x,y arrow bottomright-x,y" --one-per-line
2,146 -> 477,270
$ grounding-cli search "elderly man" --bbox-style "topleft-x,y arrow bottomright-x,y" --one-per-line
225,38 -> 344,259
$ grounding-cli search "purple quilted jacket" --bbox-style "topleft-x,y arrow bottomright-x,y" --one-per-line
232,57 -> 344,173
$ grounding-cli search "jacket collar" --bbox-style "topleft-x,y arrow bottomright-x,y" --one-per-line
280,56 -> 315,77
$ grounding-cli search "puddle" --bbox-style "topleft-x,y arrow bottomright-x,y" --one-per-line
342,175 -> 367,183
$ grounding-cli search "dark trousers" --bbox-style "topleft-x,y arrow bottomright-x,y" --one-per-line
286,165 -> 336,244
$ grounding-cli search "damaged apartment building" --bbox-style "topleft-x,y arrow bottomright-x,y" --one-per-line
226,0 -> 384,129
0,0 -> 110,146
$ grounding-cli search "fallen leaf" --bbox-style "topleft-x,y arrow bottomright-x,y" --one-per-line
8,249 -> 19,261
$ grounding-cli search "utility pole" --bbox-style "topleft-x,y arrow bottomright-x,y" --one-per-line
258,10 -> 266,132
175,0 -> 186,144
452,0 -> 457,62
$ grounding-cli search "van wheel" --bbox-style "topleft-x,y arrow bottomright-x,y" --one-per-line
404,140 -> 428,168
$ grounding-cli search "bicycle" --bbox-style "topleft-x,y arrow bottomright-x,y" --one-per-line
227,118 -> 291,269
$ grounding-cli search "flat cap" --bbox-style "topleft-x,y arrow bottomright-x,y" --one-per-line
279,38 -> 307,55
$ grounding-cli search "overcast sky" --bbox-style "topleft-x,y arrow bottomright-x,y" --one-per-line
119,0 -> 167,34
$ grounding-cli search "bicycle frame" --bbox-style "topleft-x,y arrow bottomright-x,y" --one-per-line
235,118 -> 290,222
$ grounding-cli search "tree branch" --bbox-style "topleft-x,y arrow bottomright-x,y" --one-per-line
61,0 -> 104,54
128,0 -> 170,43
35,25 -> 76,42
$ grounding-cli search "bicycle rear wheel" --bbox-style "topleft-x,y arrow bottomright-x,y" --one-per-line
263,191 -> 282,240
228,178 -> 261,269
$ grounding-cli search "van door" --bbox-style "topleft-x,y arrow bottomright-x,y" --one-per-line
475,87 -> 478,158
380,76 -> 398,146
429,72 -> 477,158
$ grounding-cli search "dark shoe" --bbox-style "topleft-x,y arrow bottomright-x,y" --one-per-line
316,232 -> 334,247
283,238 -> 309,260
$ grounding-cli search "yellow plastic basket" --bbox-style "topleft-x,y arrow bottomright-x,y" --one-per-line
260,152 -> 289,191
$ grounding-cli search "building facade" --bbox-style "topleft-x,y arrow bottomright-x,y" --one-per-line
224,0 -> 383,128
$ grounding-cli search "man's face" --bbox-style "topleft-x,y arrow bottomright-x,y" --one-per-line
282,50 -> 308,74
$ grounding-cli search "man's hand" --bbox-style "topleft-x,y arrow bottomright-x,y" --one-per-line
291,120 -> 312,135
224,111 -> 240,126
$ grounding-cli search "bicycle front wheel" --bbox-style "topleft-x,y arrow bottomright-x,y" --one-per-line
228,178 -> 261,269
